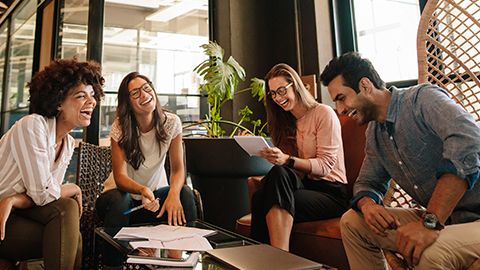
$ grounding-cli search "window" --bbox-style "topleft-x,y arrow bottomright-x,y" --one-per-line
353,0 -> 421,83
3,0 -> 36,132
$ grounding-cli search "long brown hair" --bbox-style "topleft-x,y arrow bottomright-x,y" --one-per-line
116,72 -> 167,170
264,63 -> 316,156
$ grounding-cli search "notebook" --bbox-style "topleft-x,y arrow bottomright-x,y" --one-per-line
206,244 -> 326,270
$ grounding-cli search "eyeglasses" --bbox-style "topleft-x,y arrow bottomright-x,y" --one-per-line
268,83 -> 292,99
129,83 -> 153,99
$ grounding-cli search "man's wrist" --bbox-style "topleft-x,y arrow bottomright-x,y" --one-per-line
358,196 -> 376,212
422,212 -> 445,230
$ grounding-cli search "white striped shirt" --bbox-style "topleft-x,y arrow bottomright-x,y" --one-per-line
0,114 -> 74,206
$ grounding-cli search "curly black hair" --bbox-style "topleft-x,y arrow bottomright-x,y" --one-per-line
28,57 -> 105,117
320,51 -> 385,93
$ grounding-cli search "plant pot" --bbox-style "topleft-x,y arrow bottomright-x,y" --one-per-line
183,137 -> 273,232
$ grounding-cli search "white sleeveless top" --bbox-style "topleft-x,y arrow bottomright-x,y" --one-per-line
102,111 -> 182,200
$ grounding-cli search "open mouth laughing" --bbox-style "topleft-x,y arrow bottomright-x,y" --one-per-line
140,97 -> 152,106
80,108 -> 93,118
347,109 -> 357,117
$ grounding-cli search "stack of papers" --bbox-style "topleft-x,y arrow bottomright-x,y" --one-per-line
114,224 -> 216,251
127,251 -> 201,267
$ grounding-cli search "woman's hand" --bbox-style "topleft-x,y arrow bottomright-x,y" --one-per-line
0,194 -> 34,240
141,187 -> 160,212
258,147 -> 289,166
0,197 -> 14,241
60,184 -> 83,219
74,187 -> 83,219
157,192 -> 186,226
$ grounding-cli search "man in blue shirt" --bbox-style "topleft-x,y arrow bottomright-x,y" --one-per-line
320,52 -> 480,269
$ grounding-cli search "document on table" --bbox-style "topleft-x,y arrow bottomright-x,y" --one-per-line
234,136 -> 273,156
114,224 -> 216,241
129,235 -> 213,251
114,225 -> 215,251
126,251 -> 201,267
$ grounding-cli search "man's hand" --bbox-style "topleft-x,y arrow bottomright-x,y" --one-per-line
396,220 -> 440,267
359,197 -> 401,237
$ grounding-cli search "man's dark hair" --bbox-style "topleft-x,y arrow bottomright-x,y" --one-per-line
28,57 -> 105,117
320,51 -> 386,93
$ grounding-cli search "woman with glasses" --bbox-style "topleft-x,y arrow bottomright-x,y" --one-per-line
95,72 -> 197,270
250,63 -> 348,251
0,58 -> 104,269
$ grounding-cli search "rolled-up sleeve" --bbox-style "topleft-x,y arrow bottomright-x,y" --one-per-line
10,116 -> 61,206
418,87 -> 480,189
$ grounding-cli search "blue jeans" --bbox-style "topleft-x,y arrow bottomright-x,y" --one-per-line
95,185 -> 197,266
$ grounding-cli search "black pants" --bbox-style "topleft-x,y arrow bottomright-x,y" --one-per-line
250,165 -> 347,244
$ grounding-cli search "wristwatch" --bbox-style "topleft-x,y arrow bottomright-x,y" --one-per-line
286,156 -> 295,168
422,212 -> 445,230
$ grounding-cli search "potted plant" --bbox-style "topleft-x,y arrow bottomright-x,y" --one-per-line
182,41 -> 273,231
183,41 -> 267,137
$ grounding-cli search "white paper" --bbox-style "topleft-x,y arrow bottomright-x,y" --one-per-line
114,224 -> 216,241
149,235 -> 213,251
126,251 -> 200,267
234,136 -> 272,156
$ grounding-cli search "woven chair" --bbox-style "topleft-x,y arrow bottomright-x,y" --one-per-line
417,0 -> 480,122
382,1 -> 480,269
76,142 -> 113,270
76,141 -> 204,269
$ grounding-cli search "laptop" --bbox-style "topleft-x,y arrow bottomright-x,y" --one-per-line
206,244 -> 327,270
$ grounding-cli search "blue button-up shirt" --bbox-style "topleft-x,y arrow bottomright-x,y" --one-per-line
351,84 -> 480,224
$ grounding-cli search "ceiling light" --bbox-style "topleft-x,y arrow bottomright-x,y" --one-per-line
146,0 -> 207,22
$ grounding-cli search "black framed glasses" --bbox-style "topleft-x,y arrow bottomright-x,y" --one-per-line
268,83 -> 292,99
129,83 -> 153,99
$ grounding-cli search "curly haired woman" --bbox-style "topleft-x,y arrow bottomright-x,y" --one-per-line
0,57 -> 105,269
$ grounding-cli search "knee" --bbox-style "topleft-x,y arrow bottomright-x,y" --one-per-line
54,198 -> 79,220
180,186 -> 197,220
97,189 -> 131,210
340,209 -> 364,237
268,165 -> 290,178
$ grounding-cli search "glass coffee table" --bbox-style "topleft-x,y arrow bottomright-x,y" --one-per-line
94,220 -> 336,269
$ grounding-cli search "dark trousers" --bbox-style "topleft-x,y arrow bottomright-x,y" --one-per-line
95,185 -> 197,266
250,165 -> 347,244
0,198 -> 82,270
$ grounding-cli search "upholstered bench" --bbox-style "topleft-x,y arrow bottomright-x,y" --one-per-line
236,111 -> 368,270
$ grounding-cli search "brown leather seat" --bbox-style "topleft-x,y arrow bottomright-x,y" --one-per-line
236,110 -> 367,270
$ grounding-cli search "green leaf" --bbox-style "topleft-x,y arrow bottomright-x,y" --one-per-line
250,78 -> 266,101
200,41 -> 224,59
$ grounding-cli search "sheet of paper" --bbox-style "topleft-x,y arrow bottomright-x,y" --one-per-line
149,235 -> 213,251
114,224 -> 216,241
130,241 -> 153,249
126,251 -> 200,267
233,136 -> 273,156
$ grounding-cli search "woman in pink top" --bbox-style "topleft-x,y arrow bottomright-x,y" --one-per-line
250,63 -> 348,251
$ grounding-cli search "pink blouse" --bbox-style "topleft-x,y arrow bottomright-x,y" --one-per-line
296,103 -> 347,184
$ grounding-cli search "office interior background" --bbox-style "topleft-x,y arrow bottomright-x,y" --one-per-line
0,0 -> 427,183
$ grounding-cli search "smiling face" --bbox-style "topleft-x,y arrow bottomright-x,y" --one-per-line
328,75 -> 375,126
56,84 -> 96,130
268,76 -> 298,112
128,77 -> 156,116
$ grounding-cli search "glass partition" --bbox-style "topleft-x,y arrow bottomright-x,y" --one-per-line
100,0 -> 209,145
4,0 -> 36,130
0,24 -> 8,130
